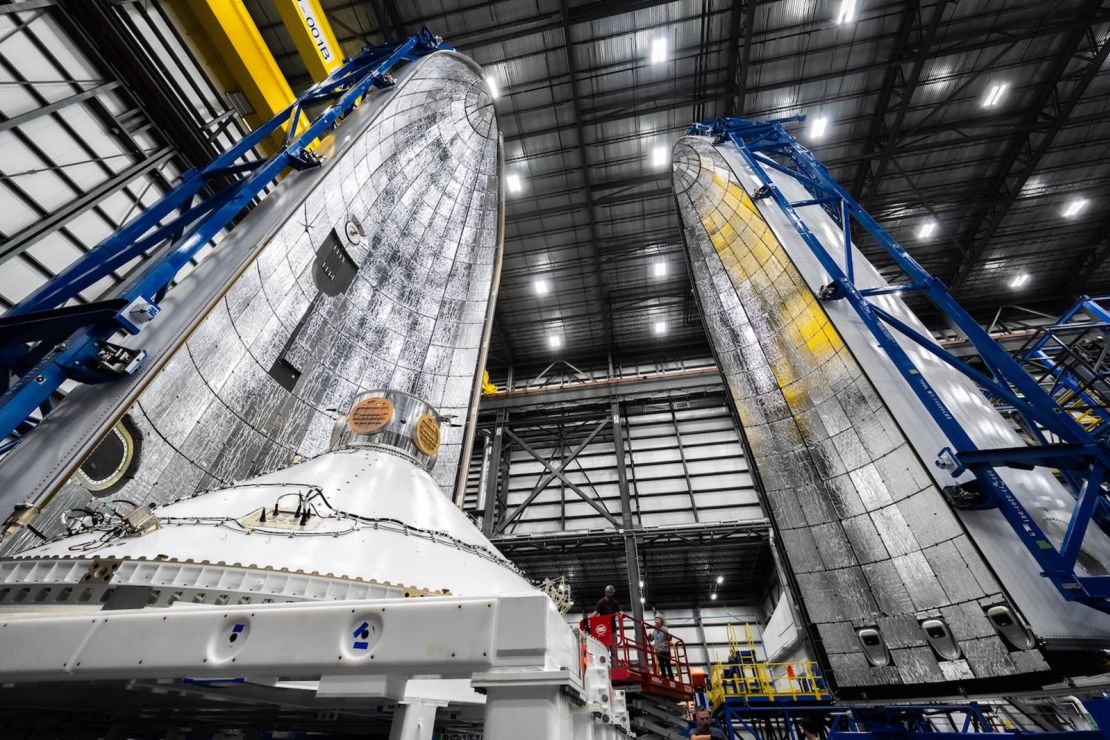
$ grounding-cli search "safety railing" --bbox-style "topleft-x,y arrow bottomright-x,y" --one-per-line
708,660 -> 830,707
585,613 -> 693,691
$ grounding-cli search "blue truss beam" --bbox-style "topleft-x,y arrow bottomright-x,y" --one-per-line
0,28 -> 450,449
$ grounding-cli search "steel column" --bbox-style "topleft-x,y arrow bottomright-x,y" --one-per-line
692,602 -> 712,671
611,399 -> 644,625
482,409 -> 507,535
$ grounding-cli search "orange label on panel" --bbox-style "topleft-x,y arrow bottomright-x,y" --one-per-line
414,414 -> 441,455
347,397 -> 394,435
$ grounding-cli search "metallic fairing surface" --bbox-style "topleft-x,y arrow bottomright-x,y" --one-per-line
673,137 -> 1050,689
8,52 -> 499,549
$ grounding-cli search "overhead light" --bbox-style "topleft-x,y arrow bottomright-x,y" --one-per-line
810,116 -> 829,139
506,173 -> 522,193
710,592 -> 718,601
917,218 -> 937,239
1063,197 -> 1088,218
548,334 -> 562,349
654,320 -> 667,335
485,75 -> 500,99
638,580 -> 644,588
653,261 -> 667,278
1021,176 -> 1045,196
835,0 -> 856,25
1010,273 -> 1030,289
640,596 -> 646,604
716,575 -> 724,585
652,145 -> 668,168
534,278 -> 550,295
982,82 -> 1008,108
650,37 -> 667,64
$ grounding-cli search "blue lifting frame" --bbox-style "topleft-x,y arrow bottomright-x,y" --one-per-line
714,702 -> 1103,739
690,116 -> 1110,614
1016,296 -> 1110,438
0,28 -> 450,455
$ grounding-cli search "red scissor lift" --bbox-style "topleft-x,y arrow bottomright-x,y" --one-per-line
585,613 -> 695,700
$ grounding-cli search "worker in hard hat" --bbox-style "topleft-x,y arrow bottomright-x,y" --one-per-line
589,584 -> 623,661
590,584 -> 622,622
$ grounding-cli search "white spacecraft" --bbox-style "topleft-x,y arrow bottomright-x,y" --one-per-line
0,48 -> 627,740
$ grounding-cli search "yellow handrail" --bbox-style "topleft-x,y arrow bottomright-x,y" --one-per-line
707,659 -> 830,707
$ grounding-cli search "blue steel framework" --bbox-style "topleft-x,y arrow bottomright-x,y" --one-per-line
1016,296 -> 1110,439
713,703 -> 1101,739
0,28 -> 451,455
690,116 -> 1110,614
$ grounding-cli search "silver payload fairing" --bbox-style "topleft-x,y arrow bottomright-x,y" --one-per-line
1,50 -> 501,552
673,134 -> 1110,692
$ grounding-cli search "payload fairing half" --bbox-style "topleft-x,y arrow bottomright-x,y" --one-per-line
1,50 -> 500,552
673,132 -> 1110,692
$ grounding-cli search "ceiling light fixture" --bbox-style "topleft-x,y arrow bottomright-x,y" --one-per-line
982,82 -> 1008,108
506,173 -> 522,194
534,278 -> 549,296
710,592 -> 718,601
1063,197 -> 1088,218
716,575 -> 724,585
917,218 -> 937,239
810,116 -> 829,139
654,320 -> 667,335
548,334 -> 562,349
653,261 -> 667,278
650,37 -> 667,64
485,75 -> 500,99
836,0 -> 857,25
1010,273 -> 1030,289
652,145 -> 668,168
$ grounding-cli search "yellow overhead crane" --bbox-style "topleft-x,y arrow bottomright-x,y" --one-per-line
273,0 -> 345,81
166,1 -> 347,154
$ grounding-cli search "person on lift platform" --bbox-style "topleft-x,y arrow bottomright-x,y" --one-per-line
591,584 -> 623,624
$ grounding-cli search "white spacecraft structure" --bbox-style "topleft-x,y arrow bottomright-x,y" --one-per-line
0,49 -> 628,739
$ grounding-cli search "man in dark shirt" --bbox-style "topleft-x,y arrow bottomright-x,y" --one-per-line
686,707 -> 727,739
591,584 -> 621,619
589,585 -> 622,661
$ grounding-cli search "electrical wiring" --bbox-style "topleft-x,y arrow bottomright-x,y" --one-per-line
53,483 -> 523,575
